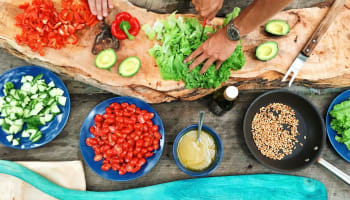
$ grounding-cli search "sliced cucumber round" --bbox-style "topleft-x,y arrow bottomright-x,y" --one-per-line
119,57 -> 141,77
256,41 -> 278,61
265,19 -> 290,36
95,48 -> 117,70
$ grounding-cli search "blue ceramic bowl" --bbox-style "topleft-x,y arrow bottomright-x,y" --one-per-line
0,66 -> 70,149
326,90 -> 350,162
173,124 -> 223,176
80,96 -> 165,181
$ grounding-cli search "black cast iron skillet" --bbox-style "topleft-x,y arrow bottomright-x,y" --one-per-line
243,90 -> 350,184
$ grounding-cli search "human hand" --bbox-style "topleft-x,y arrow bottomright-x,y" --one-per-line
192,0 -> 224,21
88,0 -> 114,20
184,27 -> 238,74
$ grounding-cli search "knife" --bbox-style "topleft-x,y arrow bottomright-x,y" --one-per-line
282,0 -> 345,87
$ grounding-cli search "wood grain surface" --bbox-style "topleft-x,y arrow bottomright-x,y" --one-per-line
0,0 -> 350,103
301,0 -> 345,56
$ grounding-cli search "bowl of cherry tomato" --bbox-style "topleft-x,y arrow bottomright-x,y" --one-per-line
79,96 -> 165,181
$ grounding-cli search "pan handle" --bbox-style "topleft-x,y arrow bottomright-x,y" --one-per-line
317,158 -> 350,185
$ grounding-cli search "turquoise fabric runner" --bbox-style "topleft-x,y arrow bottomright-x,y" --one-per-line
0,160 -> 327,200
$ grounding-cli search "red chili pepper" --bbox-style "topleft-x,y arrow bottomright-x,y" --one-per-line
111,12 -> 140,40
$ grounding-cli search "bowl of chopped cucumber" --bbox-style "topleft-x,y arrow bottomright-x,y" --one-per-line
0,66 -> 70,149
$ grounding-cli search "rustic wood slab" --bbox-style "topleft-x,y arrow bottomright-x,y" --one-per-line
0,0 -> 350,103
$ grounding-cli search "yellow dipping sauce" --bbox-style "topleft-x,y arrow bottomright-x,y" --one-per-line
177,130 -> 216,171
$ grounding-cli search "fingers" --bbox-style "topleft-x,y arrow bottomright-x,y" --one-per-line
184,47 -> 203,63
200,57 -> 216,74
102,0 -> 108,17
88,0 -> 97,15
215,60 -> 223,70
188,54 -> 208,72
95,0 -> 103,20
206,10 -> 217,22
108,0 -> 114,8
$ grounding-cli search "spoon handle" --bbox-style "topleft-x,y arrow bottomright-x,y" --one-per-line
197,111 -> 205,141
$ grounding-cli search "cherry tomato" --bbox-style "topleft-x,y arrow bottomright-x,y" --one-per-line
151,125 -> 159,132
121,102 -> 128,108
146,120 -> 153,127
130,158 -> 138,166
138,115 -> 145,124
86,138 -> 96,146
145,152 -> 154,158
105,107 -> 112,114
89,126 -> 96,134
154,132 -> 162,139
94,114 -> 103,122
148,113 -> 155,119
119,167 -> 127,175
101,163 -> 111,171
137,158 -> 146,167
153,144 -> 159,150
131,165 -> 141,173
136,139 -> 143,147
94,154 -> 103,162
87,102 -> 161,175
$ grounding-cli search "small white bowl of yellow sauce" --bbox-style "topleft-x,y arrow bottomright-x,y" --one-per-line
173,124 -> 223,176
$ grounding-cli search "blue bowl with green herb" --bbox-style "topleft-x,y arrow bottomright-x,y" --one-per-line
326,90 -> 350,162
0,66 -> 70,149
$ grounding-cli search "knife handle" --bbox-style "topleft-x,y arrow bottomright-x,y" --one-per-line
301,0 -> 344,57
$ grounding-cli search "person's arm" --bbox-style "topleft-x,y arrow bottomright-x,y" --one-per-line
234,0 -> 292,36
185,0 -> 292,74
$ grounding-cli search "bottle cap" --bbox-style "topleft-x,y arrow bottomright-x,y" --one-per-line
224,86 -> 239,101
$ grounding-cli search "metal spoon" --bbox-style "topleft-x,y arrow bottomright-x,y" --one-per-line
197,111 -> 205,142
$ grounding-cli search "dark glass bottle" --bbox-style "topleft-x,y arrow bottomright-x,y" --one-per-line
208,86 -> 239,116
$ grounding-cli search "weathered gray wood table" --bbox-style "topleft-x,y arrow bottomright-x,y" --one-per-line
0,0 -> 349,199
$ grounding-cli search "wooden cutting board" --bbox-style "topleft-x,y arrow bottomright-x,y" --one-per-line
0,161 -> 86,200
0,0 -> 349,103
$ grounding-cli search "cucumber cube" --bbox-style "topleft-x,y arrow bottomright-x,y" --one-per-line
30,85 -> 38,94
12,138 -> 20,146
57,96 -> 67,106
49,88 -> 64,97
6,135 -> 13,142
50,103 -> 60,114
21,130 -> 30,137
21,82 -> 32,93
48,81 -> 55,88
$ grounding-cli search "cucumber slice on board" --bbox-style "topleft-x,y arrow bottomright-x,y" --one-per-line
265,19 -> 290,36
256,41 -> 279,61
95,48 -> 117,70
119,56 -> 141,77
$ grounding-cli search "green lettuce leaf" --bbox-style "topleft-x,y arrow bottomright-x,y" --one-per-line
145,8 -> 246,89
330,98 -> 350,150
224,7 -> 241,25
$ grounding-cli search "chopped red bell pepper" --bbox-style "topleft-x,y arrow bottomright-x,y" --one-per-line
14,0 -> 99,56
111,12 -> 140,40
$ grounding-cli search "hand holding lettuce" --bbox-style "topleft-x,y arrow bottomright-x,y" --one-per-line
142,9 -> 245,89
